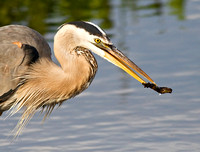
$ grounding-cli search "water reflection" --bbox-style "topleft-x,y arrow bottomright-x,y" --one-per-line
168,0 -> 186,20
57,0 -> 112,28
120,0 -> 186,19
0,0 -> 112,33
0,0 -> 186,33
1,0 -> 200,152
0,0 -> 55,34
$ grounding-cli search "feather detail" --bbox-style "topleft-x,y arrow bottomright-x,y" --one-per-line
6,47 -> 97,136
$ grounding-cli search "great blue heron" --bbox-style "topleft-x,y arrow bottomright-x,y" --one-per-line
0,21 -> 171,135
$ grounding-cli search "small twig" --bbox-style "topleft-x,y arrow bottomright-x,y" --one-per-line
142,82 -> 172,94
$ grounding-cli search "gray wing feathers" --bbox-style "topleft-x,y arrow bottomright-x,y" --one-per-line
0,25 -> 51,97
0,25 -> 51,57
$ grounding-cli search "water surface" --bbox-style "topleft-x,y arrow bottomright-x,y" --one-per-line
0,0 -> 200,151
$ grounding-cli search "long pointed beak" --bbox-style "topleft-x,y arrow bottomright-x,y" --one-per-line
101,44 -> 156,85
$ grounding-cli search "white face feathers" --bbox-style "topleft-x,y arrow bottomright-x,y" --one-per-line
55,21 -> 112,57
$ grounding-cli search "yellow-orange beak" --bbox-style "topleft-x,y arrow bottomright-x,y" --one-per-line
96,43 -> 156,85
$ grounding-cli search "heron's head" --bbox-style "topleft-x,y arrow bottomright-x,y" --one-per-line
55,21 -> 155,85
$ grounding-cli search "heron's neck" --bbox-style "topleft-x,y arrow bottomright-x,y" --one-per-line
53,27 -> 78,71
29,30 -> 95,101
11,57 -> 92,111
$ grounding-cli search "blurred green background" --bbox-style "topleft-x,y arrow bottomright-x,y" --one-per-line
0,0 -> 185,34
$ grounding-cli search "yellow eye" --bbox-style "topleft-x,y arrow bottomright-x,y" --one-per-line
94,38 -> 101,44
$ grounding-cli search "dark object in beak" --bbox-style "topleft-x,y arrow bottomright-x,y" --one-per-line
142,82 -> 172,94
95,42 -> 172,94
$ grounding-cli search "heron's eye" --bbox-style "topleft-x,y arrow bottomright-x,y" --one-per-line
94,38 -> 101,44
